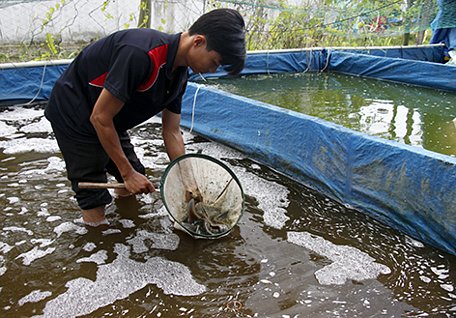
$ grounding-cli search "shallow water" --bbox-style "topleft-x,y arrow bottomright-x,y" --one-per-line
0,104 -> 455,317
205,73 -> 456,157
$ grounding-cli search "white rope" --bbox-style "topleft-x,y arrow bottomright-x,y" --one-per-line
190,83 -> 203,133
303,48 -> 313,73
320,49 -> 331,73
14,63 -> 47,106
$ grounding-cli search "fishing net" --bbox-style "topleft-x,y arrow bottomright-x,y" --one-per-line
160,153 -> 244,239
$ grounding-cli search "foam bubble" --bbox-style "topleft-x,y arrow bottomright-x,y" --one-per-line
3,226 -> 33,236
102,229 -> 122,235
0,121 -> 17,137
46,216 -> 62,222
19,117 -> 52,134
441,284 -> 454,292
16,246 -> 56,266
0,242 -> 13,254
82,243 -> 97,252
0,256 -> 6,276
18,290 -> 52,306
119,219 -> 135,228
288,231 -> 391,285
234,166 -> 290,229
6,197 -> 19,204
1,137 -> 59,154
53,222 -> 88,238
76,250 -> 108,265
0,107 -> 43,121
30,238 -> 54,248
127,230 -> 180,253
36,244 -> 205,318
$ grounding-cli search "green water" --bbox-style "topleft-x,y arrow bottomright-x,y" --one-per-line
206,72 -> 456,157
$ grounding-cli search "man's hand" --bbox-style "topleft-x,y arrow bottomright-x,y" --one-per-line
123,170 -> 156,194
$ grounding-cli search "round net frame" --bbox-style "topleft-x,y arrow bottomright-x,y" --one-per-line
160,153 -> 244,239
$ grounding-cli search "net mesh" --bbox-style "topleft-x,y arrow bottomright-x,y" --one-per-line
0,0 -> 453,63
161,154 -> 244,239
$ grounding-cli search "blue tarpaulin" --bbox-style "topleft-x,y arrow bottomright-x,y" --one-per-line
0,63 -> 69,103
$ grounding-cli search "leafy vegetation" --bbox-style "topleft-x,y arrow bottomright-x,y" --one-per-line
0,0 -> 438,63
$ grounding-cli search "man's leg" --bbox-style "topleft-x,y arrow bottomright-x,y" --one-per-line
82,206 -> 108,226
52,125 -> 112,227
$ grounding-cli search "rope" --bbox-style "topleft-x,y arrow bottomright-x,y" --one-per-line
190,83 -> 203,133
320,49 -> 331,73
14,63 -> 47,107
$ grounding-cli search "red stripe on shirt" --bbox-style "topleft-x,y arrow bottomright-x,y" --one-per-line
137,44 -> 168,92
89,72 -> 108,87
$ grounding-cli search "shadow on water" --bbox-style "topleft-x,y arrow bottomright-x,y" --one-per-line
0,104 -> 455,317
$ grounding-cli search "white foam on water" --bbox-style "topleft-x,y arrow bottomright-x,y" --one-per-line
441,284 -> 454,292
6,196 -> 19,204
82,243 -> 97,252
234,166 -> 290,229
19,117 -> 52,134
0,120 -> 17,137
0,107 -> 44,121
138,205 -> 168,219
102,229 -> 122,235
119,219 -> 135,228
405,236 -> 425,248
37,208 -> 50,217
36,244 -> 206,318
1,137 -> 59,154
16,246 -> 56,266
53,222 -> 88,238
420,276 -> 432,283
46,216 -> 61,222
188,141 -> 244,160
30,238 -> 54,248
0,242 -> 13,254
127,230 -> 180,253
3,226 -> 33,236
287,231 -> 391,285
18,290 -> 52,306
76,250 -> 108,265
0,255 -> 6,276
20,156 -> 66,175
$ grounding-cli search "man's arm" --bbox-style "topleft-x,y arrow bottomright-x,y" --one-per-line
162,108 -> 185,161
90,88 -> 155,194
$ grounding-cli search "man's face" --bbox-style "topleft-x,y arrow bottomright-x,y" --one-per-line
188,36 -> 222,74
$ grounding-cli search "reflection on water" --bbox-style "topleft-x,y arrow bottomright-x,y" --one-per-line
206,73 -> 456,157
0,104 -> 455,317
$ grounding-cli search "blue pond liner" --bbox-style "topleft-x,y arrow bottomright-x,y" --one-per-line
0,45 -> 455,254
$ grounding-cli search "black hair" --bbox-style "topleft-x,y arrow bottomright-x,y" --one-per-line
189,8 -> 246,75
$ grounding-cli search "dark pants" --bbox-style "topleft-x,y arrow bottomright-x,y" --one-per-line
52,125 -> 145,210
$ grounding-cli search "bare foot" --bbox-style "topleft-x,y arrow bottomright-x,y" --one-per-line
82,206 -> 109,228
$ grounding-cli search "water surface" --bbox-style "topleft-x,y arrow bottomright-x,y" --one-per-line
0,104 -> 455,317
205,73 -> 456,157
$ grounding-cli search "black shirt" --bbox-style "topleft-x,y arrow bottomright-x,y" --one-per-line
45,29 -> 187,142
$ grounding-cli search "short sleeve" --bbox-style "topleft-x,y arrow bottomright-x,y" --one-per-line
166,80 -> 188,114
104,46 -> 152,102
